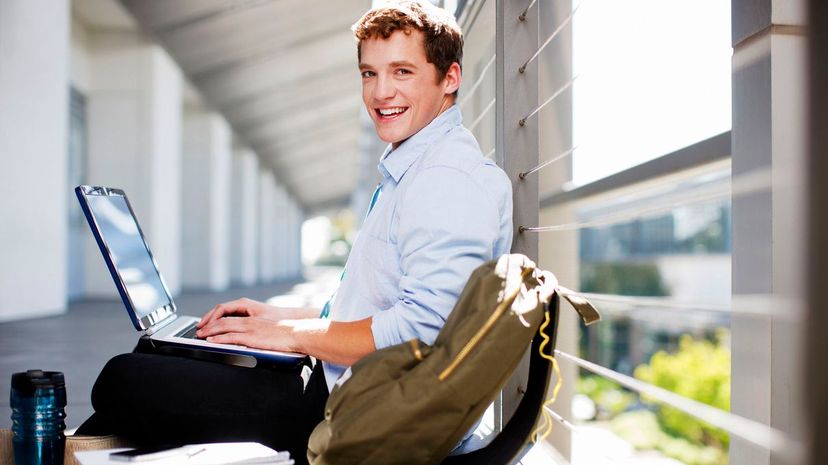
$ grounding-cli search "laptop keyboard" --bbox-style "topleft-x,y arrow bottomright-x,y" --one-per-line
176,323 -> 203,340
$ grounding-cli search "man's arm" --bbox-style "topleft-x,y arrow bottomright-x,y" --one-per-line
196,315 -> 376,366
370,165 -> 503,350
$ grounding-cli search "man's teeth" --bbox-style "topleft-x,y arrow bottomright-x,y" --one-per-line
378,107 -> 406,116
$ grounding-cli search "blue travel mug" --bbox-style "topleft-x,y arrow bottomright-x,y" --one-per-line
10,370 -> 67,465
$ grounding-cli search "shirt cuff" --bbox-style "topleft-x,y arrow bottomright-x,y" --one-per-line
371,307 -> 404,350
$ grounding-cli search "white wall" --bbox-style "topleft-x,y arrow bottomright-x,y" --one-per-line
0,0 -> 70,321
656,254 -> 731,301
82,30 -> 183,296
181,110 -> 232,291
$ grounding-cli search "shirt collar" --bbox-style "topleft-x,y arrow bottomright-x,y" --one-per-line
378,105 -> 463,183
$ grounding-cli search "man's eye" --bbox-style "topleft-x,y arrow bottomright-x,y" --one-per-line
361,71 -> 375,78
397,69 -> 411,75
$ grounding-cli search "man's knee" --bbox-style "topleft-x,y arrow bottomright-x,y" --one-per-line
90,353 -> 157,412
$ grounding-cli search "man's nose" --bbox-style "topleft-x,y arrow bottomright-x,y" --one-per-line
373,74 -> 396,100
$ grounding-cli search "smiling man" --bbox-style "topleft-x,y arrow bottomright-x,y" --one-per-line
78,1 -> 512,462
197,0 -> 513,393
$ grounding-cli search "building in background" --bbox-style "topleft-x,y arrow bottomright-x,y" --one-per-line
1,0 -> 383,322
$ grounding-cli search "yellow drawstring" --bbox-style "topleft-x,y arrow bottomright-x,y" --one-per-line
531,307 -> 563,443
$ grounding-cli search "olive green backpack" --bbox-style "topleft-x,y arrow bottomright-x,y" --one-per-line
307,254 -> 599,465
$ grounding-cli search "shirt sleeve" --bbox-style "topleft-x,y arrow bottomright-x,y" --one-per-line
371,165 -> 502,349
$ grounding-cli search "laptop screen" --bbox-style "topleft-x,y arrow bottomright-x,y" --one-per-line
86,194 -> 172,321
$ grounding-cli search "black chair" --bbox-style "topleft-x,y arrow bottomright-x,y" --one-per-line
442,293 -> 561,465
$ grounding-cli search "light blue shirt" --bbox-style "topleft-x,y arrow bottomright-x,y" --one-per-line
323,105 -> 513,391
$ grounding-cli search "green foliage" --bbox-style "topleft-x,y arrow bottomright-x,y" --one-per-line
577,375 -> 634,419
612,410 -> 727,465
580,262 -> 669,296
634,330 -> 731,449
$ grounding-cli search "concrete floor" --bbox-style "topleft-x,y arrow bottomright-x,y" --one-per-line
0,279 -> 304,429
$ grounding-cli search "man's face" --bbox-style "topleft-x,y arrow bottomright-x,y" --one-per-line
359,29 -> 460,149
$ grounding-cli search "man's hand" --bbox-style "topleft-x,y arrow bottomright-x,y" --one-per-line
195,298 -> 376,364
196,316 -> 305,353
197,298 -> 279,330
197,298 -> 320,333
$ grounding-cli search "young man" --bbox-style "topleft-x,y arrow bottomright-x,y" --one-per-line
78,1 -> 512,461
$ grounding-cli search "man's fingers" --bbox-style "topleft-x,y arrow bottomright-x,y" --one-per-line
197,316 -> 253,338
198,299 -> 250,327
205,332 -> 247,346
197,307 -> 217,328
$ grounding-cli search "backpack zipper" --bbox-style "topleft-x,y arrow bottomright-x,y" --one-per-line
438,266 -> 534,381
409,339 -> 424,361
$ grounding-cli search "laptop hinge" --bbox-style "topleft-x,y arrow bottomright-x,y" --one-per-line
144,314 -> 178,336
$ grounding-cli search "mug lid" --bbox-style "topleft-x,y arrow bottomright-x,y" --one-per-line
11,370 -> 65,395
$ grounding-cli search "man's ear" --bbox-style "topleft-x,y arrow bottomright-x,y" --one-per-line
443,62 -> 462,95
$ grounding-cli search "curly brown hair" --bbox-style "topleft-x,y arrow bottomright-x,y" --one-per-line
352,1 -> 463,86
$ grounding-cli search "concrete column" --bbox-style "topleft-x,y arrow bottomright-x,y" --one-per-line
290,199 -> 304,278
258,170 -> 277,282
285,199 -> 295,279
536,0 -> 576,457
496,0 -> 539,433
730,1 -> 807,464
0,1 -> 69,321
277,186 -> 293,281
805,4 -> 828,464
82,31 -> 183,296
230,148 -> 259,286
270,184 -> 285,281
181,109 -> 232,291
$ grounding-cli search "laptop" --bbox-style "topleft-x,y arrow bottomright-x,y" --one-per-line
75,185 -> 305,369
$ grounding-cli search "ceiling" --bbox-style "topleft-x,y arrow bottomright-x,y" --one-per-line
120,0 -> 370,211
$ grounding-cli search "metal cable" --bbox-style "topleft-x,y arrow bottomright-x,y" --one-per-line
468,97 -> 496,132
520,166 -> 770,233
459,54 -> 497,108
519,146 -> 577,179
519,1 -> 583,74
579,293 -> 729,313
544,407 -> 577,432
519,77 -> 576,126
554,350 -> 802,457
576,292 -> 802,319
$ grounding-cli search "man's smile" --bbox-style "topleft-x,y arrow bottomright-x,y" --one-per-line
375,106 -> 409,121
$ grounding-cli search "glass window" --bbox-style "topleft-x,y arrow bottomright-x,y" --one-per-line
572,0 -> 731,185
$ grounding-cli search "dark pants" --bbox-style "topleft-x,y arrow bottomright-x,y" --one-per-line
76,352 -> 328,464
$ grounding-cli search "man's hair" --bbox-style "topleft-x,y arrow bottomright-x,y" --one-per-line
352,1 -> 463,88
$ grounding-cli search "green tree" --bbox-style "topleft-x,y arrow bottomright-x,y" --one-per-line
634,330 -> 731,449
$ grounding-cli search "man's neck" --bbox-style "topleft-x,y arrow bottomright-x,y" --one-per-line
391,95 -> 456,150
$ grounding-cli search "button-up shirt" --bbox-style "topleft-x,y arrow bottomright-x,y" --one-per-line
323,104 -> 513,391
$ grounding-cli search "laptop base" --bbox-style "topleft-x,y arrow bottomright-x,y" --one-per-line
135,336 -> 307,372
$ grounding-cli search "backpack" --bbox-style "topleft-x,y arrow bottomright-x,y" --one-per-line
307,254 -> 600,465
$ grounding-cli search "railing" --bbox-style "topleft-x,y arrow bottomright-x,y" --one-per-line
453,0 -> 804,463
